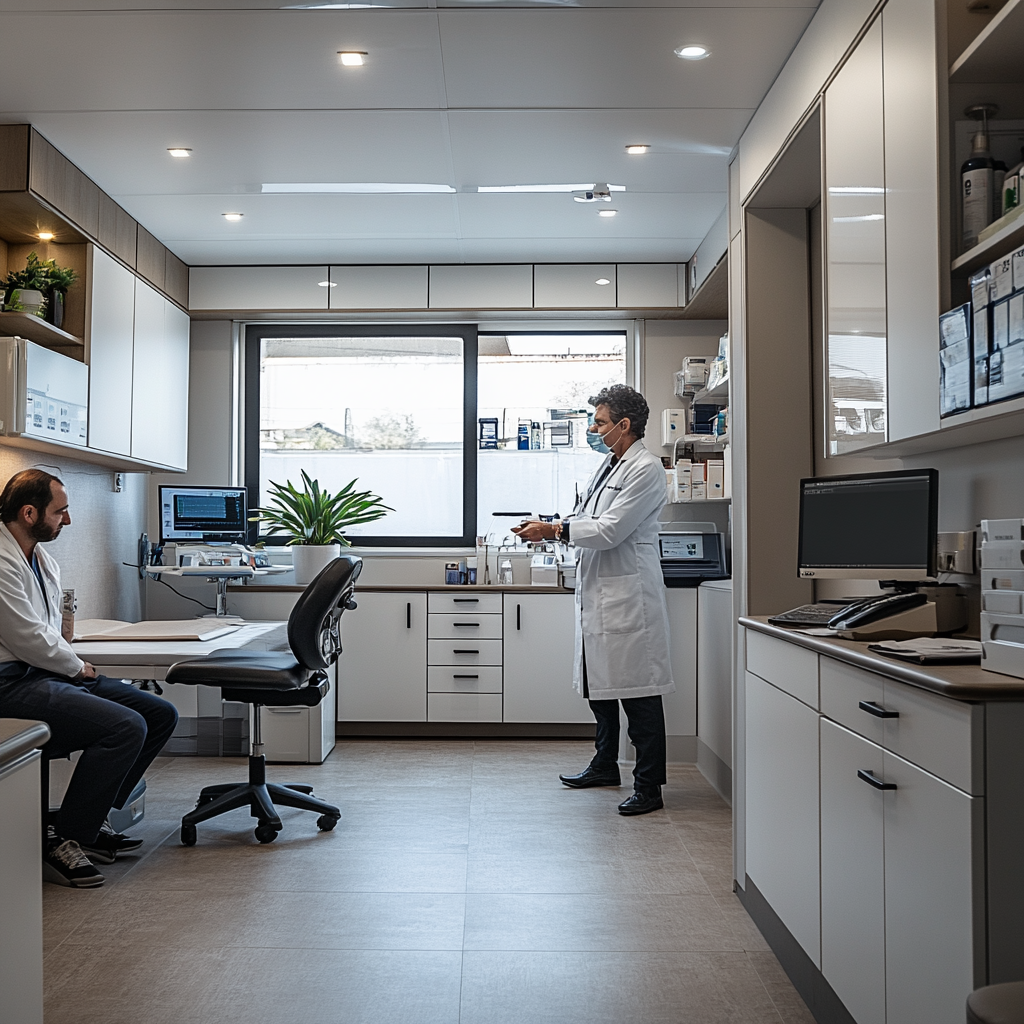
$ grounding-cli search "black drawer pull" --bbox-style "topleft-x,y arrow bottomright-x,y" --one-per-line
517,604 -> 521,630
406,602 -> 411,629
859,700 -> 899,719
452,649 -> 479,655
453,622 -> 480,627
858,769 -> 897,791
453,598 -> 479,603
453,674 -> 479,679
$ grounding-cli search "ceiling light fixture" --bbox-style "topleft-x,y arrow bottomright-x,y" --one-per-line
222,212 -> 244,221
828,186 -> 884,194
598,209 -> 617,217
338,51 -> 367,66
674,44 -> 710,60
37,231 -> 55,241
625,145 -> 649,155
595,278 -> 612,286
317,280 -> 338,287
477,183 -> 625,194
262,182 -> 455,194
167,147 -> 192,158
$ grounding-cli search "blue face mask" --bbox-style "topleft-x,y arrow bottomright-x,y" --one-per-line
586,413 -> 610,454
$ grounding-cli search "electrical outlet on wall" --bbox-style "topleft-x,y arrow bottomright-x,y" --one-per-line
112,472 -> 123,493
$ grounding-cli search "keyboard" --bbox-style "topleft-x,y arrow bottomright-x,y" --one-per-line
768,603 -> 849,628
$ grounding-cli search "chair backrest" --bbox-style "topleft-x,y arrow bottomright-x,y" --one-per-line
286,554 -> 362,671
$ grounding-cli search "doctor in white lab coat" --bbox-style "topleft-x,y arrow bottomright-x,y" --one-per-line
514,385 -> 674,815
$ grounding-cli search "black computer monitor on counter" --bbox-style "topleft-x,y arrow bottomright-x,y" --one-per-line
797,469 -> 938,582
159,485 -> 248,544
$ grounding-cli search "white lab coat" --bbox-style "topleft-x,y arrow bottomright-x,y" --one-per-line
0,522 -> 84,678
568,439 -> 675,701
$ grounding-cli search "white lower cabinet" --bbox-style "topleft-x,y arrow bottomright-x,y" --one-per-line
502,593 -> 591,724
820,719 -> 886,1024
745,670 -> 821,965
337,592 -> 427,721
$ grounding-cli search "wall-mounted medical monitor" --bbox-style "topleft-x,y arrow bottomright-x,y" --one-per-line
797,469 -> 938,581
159,486 -> 248,544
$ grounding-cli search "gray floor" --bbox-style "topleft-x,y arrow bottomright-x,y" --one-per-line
42,739 -> 814,1024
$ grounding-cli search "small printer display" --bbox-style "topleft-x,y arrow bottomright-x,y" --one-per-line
659,530 -> 728,587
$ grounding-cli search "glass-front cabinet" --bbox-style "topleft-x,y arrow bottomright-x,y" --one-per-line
823,18 -> 888,455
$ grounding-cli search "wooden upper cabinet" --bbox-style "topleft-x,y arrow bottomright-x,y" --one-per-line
97,192 -> 136,269
29,130 -> 99,238
164,249 -> 189,309
0,124 -> 30,191
136,225 -> 166,292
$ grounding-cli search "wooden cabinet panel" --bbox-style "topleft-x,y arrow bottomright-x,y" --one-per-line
28,131 -> 69,213
136,225 -> 166,292
0,124 -> 29,191
336,592 -> 427,722
164,249 -> 189,309
820,719 -> 886,1024
746,671 -> 821,965
97,193 -> 137,269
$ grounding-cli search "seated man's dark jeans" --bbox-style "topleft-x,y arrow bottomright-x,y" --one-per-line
0,662 -> 178,845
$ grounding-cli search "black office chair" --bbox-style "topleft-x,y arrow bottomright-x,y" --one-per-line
166,554 -> 361,846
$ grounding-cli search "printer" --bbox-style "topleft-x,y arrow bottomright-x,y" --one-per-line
658,521 -> 728,588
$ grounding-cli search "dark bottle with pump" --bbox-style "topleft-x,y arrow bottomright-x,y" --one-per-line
962,127 -> 994,251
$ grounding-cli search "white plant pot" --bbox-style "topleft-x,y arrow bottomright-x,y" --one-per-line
291,544 -> 341,586
12,288 -> 44,315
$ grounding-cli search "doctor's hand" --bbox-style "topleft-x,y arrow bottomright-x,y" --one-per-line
512,520 -> 560,543
74,662 -> 97,681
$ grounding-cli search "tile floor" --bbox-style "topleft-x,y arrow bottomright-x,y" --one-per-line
42,739 -> 815,1024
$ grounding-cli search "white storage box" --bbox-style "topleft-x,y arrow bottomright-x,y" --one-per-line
981,543 -> 1024,570
982,639 -> 1024,679
983,590 -> 1024,614
981,611 -> 1024,644
983,569 -> 1024,591
982,519 -> 1024,543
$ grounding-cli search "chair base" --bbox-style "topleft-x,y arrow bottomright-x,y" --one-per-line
180,754 -> 340,845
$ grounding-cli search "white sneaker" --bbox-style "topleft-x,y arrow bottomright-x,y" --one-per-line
43,837 -> 105,888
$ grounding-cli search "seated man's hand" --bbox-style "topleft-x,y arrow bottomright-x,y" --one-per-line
74,662 -> 98,682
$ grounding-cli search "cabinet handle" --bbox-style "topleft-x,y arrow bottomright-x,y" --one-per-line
517,603 -> 521,631
858,769 -> 897,791
406,603 -> 411,629
453,649 -> 479,654
453,598 -> 479,603
859,700 -> 899,719
453,622 -> 480,627
453,674 -> 479,679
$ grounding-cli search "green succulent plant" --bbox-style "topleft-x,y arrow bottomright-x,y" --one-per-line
249,470 -> 392,546
3,252 -> 78,314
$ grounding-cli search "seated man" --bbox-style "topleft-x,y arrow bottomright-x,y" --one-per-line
0,469 -> 178,888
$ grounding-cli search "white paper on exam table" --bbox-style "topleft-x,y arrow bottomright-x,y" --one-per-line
73,619 -> 241,642
146,565 -> 256,578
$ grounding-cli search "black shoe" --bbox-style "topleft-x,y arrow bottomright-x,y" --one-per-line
618,787 -> 664,815
43,837 -> 105,888
80,822 -> 144,865
559,765 -> 621,788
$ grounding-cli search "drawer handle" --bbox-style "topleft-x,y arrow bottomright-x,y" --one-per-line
517,603 -> 521,631
858,769 -> 897,791
453,598 -> 479,603
267,708 -> 302,714
453,622 -> 480,627
407,602 -> 411,629
859,700 -> 899,719
453,649 -> 479,654
453,674 -> 479,679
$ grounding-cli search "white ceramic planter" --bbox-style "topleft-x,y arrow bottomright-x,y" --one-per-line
11,288 -> 43,315
291,544 -> 341,586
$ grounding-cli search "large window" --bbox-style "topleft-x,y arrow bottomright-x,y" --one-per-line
245,324 -> 476,545
245,324 -> 626,547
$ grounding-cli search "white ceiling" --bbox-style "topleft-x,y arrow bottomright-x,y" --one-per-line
0,1 -> 818,266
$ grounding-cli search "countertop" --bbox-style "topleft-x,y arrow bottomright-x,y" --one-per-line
0,719 -> 50,773
740,616 -> 1024,701
229,583 -> 575,595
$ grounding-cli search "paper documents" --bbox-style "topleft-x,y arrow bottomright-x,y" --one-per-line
867,638 -> 982,663
73,619 -> 241,642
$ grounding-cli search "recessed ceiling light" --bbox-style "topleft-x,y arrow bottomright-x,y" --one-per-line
167,147 -> 192,158
262,182 -> 455,194
595,278 -> 612,286
598,209 -> 617,217
317,280 -> 338,287
828,186 -> 884,195
625,145 -> 650,155
338,51 -> 367,66
37,231 -> 55,241
477,183 -> 625,194
675,44 -> 710,60
222,212 -> 244,221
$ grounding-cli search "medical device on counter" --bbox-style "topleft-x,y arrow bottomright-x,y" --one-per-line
658,523 -> 728,587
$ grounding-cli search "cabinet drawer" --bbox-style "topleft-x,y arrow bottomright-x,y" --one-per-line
882,679 -> 982,795
428,666 -> 503,693
428,613 -> 503,640
260,707 -> 310,764
428,592 -> 503,614
428,692 -> 503,722
820,657 -> 886,746
428,639 -> 503,666
746,629 -> 819,708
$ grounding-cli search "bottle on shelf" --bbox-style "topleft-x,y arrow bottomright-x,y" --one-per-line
961,103 -> 997,252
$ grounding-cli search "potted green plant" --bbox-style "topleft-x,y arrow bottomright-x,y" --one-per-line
2,252 -> 78,327
250,470 -> 392,584
43,259 -> 78,329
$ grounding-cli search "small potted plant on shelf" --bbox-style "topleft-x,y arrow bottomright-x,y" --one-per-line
249,470 -> 392,584
2,252 -> 78,328
42,259 -> 78,330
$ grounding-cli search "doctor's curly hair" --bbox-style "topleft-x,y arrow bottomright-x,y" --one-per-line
588,384 -> 650,439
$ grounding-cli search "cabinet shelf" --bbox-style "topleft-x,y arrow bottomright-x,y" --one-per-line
951,214 -> 1024,277
949,0 -> 1024,85
0,312 -> 83,348
689,377 -> 730,405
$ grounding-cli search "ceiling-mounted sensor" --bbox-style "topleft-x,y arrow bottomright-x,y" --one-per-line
573,183 -> 613,203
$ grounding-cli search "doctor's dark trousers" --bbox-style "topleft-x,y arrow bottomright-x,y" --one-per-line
0,662 -> 178,845
582,654 -> 667,789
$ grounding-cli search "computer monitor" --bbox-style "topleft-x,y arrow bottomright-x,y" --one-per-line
159,486 -> 248,544
797,469 -> 938,582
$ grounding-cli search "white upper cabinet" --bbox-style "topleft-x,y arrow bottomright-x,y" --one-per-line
329,265 -> 428,310
824,18 -> 888,455
616,264 -> 680,308
130,279 -> 189,469
188,266 -> 329,310
428,265 -> 533,308
534,265 -> 617,308
85,246 -> 135,456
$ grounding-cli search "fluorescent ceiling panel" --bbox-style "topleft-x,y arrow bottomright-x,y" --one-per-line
262,182 -> 456,193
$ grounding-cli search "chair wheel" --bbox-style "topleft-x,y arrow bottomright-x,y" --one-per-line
317,814 -> 340,832
180,824 -> 197,846
254,824 -> 278,844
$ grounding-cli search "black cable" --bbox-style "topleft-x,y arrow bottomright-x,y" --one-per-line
122,562 -> 217,612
